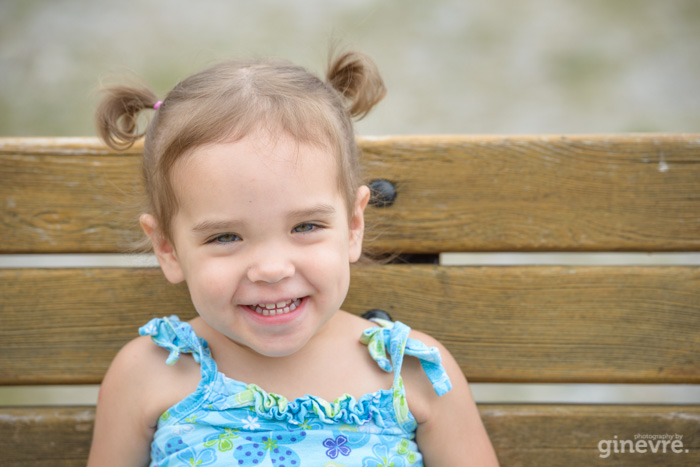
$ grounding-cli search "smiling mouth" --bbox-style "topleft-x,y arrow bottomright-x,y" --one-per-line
247,298 -> 302,316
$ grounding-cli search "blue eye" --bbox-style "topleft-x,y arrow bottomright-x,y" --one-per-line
212,233 -> 241,243
293,223 -> 319,233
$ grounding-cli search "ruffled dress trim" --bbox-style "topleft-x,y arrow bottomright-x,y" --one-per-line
139,315 -> 451,433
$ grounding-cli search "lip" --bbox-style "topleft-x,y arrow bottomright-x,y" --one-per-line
242,296 -> 308,325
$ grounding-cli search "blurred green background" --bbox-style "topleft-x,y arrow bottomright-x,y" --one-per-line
2,0 -> 699,137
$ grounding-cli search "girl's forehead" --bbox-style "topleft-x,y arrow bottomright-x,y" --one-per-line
172,133 -> 342,202
179,130 -> 337,173
170,143 -> 350,232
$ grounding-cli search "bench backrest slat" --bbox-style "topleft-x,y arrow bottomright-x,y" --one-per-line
4,404 -> 700,466
2,135 -> 699,254
2,265 -> 698,385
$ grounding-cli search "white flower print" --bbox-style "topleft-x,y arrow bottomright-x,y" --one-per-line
242,415 -> 260,430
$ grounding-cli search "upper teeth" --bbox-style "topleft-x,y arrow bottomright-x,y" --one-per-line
251,298 -> 301,316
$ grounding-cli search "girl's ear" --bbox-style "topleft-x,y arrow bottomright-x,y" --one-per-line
139,214 -> 185,284
348,185 -> 371,263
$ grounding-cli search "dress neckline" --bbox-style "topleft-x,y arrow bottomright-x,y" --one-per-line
139,315 -> 445,431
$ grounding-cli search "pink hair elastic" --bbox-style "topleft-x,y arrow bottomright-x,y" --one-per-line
153,101 -> 163,110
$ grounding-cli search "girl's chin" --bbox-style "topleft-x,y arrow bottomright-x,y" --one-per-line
234,297 -> 318,357
248,343 -> 308,358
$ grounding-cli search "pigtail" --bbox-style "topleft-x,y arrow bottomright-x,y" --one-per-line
95,84 -> 159,150
326,50 -> 386,120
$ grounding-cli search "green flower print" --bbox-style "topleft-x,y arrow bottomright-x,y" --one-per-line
203,427 -> 240,452
397,439 -> 419,464
392,378 -> 410,424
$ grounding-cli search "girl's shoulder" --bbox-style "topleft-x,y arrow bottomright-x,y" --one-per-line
401,329 -> 500,464
101,333 -> 201,428
89,334 -> 202,465
401,328 -> 464,424
337,313 -> 462,425
115,333 -> 202,385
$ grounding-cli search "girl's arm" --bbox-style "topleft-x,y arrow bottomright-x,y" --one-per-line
406,332 -> 500,466
87,337 -> 158,466
87,336 -> 199,467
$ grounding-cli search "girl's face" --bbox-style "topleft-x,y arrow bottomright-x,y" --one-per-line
147,130 -> 369,358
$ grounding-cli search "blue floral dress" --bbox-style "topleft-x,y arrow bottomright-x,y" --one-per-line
139,315 -> 452,467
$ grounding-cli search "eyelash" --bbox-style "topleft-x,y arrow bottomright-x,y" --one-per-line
292,222 -> 324,233
206,223 -> 323,244
209,233 -> 241,244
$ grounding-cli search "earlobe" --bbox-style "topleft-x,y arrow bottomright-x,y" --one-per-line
139,214 -> 185,284
348,185 -> 371,263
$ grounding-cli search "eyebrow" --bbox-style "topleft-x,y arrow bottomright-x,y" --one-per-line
191,219 -> 246,233
285,204 -> 337,220
190,204 -> 337,233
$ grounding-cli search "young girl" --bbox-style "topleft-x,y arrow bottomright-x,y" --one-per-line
88,50 -> 498,466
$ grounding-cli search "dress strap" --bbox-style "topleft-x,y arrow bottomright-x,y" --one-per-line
361,318 -> 453,396
361,319 -> 453,430
139,315 -> 217,382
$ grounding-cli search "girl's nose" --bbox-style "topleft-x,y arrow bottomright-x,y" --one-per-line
246,250 -> 295,284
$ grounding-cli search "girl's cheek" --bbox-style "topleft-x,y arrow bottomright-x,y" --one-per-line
194,262 -> 237,291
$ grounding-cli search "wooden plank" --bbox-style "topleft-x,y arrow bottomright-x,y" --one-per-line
347,264 -> 700,384
0,406 -> 94,467
480,404 -> 700,466
1,265 -> 698,385
0,268 -> 193,385
2,134 -> 699,254
361,134 -> 700,253
0,138 -> 143,254
1,405 -> 698,466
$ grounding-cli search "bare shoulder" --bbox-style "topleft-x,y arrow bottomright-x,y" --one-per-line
100,335 -> 201,426
88,335 -> 201,466
401,328 -> 463,423
402,328 -> 499,465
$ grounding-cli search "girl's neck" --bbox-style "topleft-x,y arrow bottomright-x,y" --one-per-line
189,311 -> 389,401
191,310 -> 347,369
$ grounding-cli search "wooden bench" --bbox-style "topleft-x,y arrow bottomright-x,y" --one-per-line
1,134 -> 699,466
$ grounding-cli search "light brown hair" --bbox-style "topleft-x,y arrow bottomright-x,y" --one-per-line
95,50 -> 386,244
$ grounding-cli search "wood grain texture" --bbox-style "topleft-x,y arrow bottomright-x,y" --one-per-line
0,406 -> 94,467
0,138 -> 143,254
480,404 -> 700,466
1,405 -> 698,466
0,268 -> 194,385
2,134 -> 699,253
347,264 -> 700,384
2,265 -> 698,385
